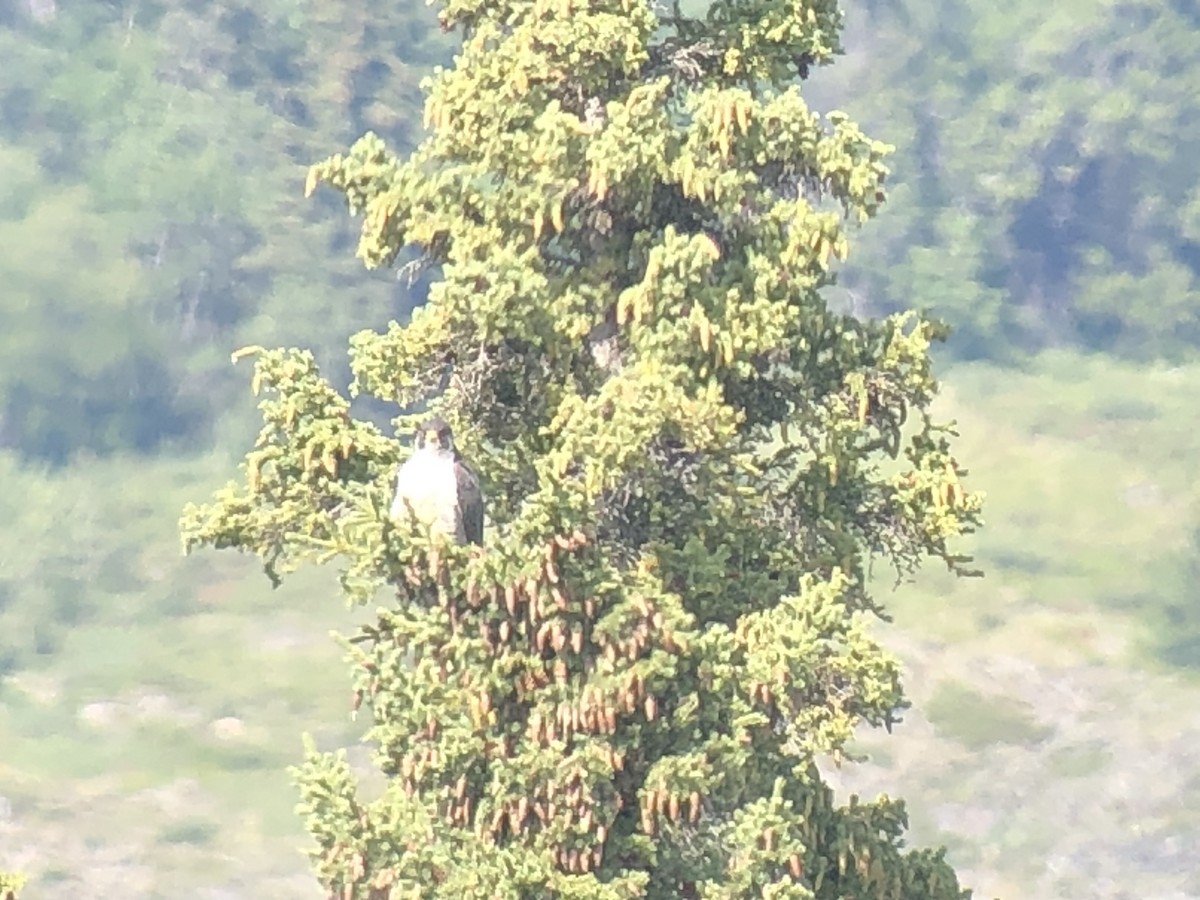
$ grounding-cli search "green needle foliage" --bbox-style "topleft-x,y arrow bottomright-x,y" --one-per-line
0,872 -> 24,900
182,0 -> 985,896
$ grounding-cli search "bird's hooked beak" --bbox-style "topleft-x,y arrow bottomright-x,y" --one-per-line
425,429 -> 441,446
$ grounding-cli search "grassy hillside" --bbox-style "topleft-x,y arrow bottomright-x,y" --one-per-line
836,352 -> 1200,900
897,351 -> 1200,671
0,447 -> 363,897
2,351 -> 1198,897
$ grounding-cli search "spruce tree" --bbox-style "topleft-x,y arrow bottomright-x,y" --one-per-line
182,0 -> 984,896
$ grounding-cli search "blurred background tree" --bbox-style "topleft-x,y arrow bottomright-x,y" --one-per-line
808,0 -> 1200,360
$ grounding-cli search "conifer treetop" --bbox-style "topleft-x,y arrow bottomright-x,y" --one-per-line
183,0 -> 983,897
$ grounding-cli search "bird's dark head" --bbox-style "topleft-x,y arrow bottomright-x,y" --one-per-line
415,416 -> 455,453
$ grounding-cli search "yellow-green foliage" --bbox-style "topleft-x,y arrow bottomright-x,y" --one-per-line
0,871 -> 24,900
183,0 -> 984,897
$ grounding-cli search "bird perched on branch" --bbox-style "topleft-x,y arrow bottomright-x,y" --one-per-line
389,416 -> 485,545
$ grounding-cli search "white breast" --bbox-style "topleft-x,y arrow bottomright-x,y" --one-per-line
390,451 -> 461,540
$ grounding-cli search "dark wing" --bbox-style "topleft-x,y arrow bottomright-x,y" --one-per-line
455,459 -> 485,545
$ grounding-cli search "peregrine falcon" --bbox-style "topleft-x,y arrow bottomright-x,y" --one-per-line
389,416 -> 485,545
